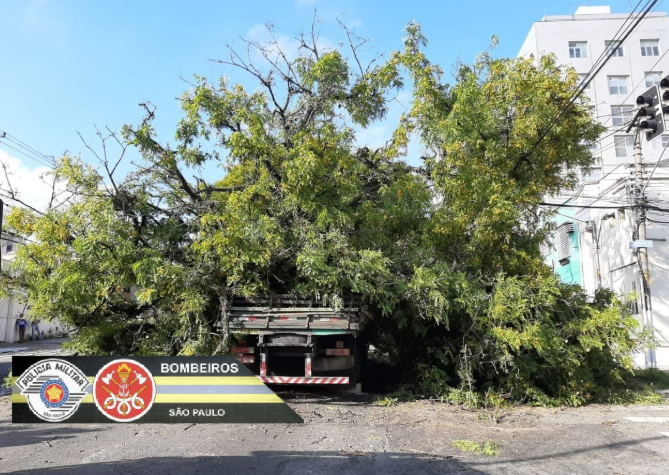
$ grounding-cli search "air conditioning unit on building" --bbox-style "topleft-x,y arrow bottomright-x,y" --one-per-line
557,222 -> 575,265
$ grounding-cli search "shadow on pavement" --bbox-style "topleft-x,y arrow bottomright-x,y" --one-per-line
0,425 -> 105,449
471,434 -> 668,467
3,452 -> 487,474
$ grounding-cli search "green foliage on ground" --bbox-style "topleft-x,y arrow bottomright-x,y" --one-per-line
3,369 -> 12,389
0,20 -> 652,405
452,440 -> 500,457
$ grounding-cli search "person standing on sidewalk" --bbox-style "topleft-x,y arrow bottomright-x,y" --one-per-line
15,314 -> 27,343
31,318 -> 42,341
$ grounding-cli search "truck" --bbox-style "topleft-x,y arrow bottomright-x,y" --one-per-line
226,295 -> 368,389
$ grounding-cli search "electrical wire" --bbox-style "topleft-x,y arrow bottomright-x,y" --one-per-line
598,48 -> 669,129
3,133 -> 52,162
520,0 -> 658,164
0,140 -> 53,168
640,139 -> 669,194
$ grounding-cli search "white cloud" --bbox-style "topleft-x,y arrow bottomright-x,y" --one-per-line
23,0 -> 49,27
0,150 -> 65,211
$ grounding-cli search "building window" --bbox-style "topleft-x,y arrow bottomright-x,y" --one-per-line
645,71 -> 662,87
611,105 -> 635,126
653,135 -> 669,148
583,166 -> 603,182
577,73 -> 592,89
608,76 -> 629,95
569,41 -> 588,58
614,135 -> 634,157
5,243 -> 12,253
605,40 -> 624,57
640,39 -> 660,57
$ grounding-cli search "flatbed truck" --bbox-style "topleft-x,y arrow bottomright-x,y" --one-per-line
226,295 -> 367,388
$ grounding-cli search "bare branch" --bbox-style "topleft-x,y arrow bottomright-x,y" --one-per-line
0,161 -> 46,215
337,17 -> 369,76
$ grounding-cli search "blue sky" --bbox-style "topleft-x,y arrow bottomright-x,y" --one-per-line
0,0 -> 646,205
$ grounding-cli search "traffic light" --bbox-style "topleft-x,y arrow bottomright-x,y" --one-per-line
661,76 -> 669,115
636,84 -> 664,141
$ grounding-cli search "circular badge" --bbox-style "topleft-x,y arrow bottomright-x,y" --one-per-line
93,359 -> 156,422
40,380 -> 69,408
17,359 -> 90,422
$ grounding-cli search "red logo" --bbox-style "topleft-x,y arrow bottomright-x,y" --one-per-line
93,359 -> 156,422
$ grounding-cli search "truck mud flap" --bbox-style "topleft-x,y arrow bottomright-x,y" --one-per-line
260,376 -> 350,385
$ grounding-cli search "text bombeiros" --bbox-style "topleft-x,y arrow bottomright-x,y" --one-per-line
160,362 -> 239,374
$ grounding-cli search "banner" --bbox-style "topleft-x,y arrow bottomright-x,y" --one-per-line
11,356 -> 303,424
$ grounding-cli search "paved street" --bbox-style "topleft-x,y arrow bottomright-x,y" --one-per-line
0,339 -> 70,388
1,370 -> 668,475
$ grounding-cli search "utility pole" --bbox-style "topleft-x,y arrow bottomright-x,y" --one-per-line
634,128 -> 648,280
0,198 -> 3,273
632,83 -> 666,369
633,127 -> 656,368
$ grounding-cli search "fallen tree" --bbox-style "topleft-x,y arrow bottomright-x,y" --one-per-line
1,20 -> 653,405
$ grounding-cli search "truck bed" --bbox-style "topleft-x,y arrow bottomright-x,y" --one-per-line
228,295 -> 364,332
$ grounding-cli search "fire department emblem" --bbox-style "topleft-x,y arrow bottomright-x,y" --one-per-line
93,359 -> 156,422
17,359 -> 90,422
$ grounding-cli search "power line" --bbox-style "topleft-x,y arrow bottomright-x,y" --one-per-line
640,139 -> 669,195
576,0 -> 648,97
2,136 -> 53,166
598,46 -> 669,129
540,202 -> 632,209
540,201 -> 669,212
0,131 -> 55,168
0,141 -> 53,168
0,140 -> 53,168
515,0 -> 658,175
3,132 -> 51,161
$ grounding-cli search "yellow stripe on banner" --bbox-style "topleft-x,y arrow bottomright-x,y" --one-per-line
12,393 -> 281,404
154,394 -> 282,403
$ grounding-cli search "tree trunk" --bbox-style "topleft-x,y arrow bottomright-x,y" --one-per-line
218,291 -> 230,354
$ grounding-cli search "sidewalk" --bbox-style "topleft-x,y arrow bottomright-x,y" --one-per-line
0,337 -> 70,354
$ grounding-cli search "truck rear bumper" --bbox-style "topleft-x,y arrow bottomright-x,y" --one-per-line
260,376 -> 350,385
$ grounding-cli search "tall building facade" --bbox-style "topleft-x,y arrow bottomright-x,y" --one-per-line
519,5 -> 669,369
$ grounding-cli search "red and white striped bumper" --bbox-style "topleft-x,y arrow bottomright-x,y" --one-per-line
260,376 -> 350,385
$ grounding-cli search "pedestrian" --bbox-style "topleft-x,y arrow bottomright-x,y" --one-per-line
15,314 -> 27,343
31,318 -> 42,341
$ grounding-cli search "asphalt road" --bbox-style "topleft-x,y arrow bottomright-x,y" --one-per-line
1,343 -> 668,474
0,341 -> 66,383
1,389 -> 669,474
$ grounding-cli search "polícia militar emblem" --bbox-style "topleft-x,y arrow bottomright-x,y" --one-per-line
93,359 -> 156,422
17,359 -> 90,422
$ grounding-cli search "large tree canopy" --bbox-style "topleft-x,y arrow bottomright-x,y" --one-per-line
2,21 -> 645,404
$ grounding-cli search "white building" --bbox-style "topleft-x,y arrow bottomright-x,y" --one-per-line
0,233 -> 65,342
519,5 -> 669,369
